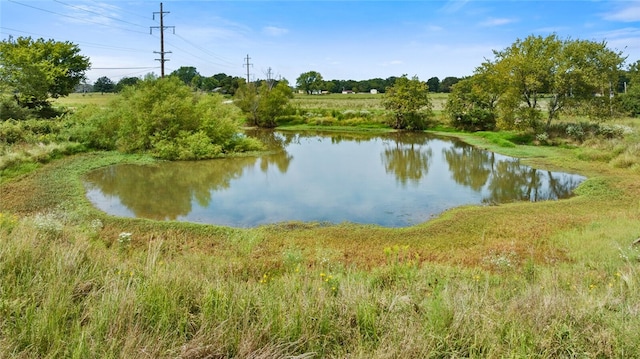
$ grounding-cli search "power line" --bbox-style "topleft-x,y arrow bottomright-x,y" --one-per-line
0,27 -> 150,53
90,0 -> 153,23
91,67 -> 157,70
8,0 -> 149,35
53,0 -> 148,29
171,32 -> 236,67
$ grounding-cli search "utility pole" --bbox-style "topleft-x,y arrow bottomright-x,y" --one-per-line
266,67 -> 274,89
150,2 -> 175,78
244,54 -> 253,83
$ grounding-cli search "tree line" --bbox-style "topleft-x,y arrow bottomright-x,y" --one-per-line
2,35 -> 640,135
90,68 -> 463,96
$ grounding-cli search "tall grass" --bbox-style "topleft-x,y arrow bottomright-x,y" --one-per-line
1,211 -> 639,357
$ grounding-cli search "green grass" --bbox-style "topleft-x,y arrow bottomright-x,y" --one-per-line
51,92 -> 117,108
2,93 -> 640,357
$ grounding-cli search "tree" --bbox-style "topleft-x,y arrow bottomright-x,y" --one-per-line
234,82 -> 259,124
619,60 -> 640,116
484,34 -> 625,130
445,70 -> 499,131
440,77 -> 461,93
234,80 -> 293,127
257,80 -> 293,127
94,76 -> 115,94
296,71 -> 323,94
170,66 -> 201,88
115,77 -> 140,92
382,75 -> 433,130
0,36 -> 90,112
66,76 -> 258,160
426,77 -> 440,93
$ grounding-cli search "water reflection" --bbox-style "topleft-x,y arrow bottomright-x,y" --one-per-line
85,130 -> 586,227
442,141 -> 584,203
381,132 -> 433,186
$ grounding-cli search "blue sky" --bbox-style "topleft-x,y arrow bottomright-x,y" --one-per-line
1,0 -> 639,85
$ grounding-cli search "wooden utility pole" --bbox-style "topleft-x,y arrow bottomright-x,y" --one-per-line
150,2 -> 175,77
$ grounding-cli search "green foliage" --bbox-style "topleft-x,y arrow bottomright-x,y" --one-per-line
469,34 -> 626,132
114,77 -> 140,92
93,76 -> 115,94
446,76 -> 497,131
0,36 -> 90,114
234,81 -> 293,127
382,75 -> 433,130
0,96 -> 33,120
66,77 -> 247,159
296,71 -> 324,95
170,66 -> 201,87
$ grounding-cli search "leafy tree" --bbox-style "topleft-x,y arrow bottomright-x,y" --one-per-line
296,71 -> 323,94
93,76 -> 115,94
258,81 -> 293,127
234,80 -> 293,127
234,83 -> 259,124
170,66 -> 201,87
210,73 -> 245,95
440,76 -> 461,93
115,77 -> 140,92
382,75 -> 433,130
619,60 -> 640,116
0,36 -> 90,113
445,70 -> 499,131
427,77 -> 440,93
66,76 -> 262,159
485,34 -> 625,130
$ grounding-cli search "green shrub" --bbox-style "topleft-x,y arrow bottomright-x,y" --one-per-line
64,77 -> 247,160
0,120 -> 28,144
0,96 -> 32,120
275,115 -> 305,126
228,135 -> 265,152
61,105 -> 118,150
152,131 -> 223,160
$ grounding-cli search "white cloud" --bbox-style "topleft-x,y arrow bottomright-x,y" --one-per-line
603,3 -> 640,22
440,0 -> 471,14
479,17 -> 516,27
263,26 -> 289,37
380,60 -> 404,67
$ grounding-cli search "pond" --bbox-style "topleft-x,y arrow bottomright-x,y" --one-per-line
84,130 -> 586,227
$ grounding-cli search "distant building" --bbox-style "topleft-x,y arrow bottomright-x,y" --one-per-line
370,89 -> 378,94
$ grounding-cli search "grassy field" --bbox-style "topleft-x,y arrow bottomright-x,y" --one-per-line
51,92 -> 118,108
291,92 -> 448,112
1,93 -> 640,357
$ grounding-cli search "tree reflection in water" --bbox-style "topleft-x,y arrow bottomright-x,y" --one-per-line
443,140 -> 585,203
381,132 -> 433,186
85,130 -> 586,227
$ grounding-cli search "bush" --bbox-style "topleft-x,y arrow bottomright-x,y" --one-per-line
65,77 -> 247,160
61,105 -> 118,150
152,131 -> 223,160
0,120 -> 28,144
0,96 -> 32,120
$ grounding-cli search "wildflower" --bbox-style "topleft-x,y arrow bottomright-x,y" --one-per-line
118,232 -> 132,244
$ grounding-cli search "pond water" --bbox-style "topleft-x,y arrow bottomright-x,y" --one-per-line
84,130 -> 586,227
